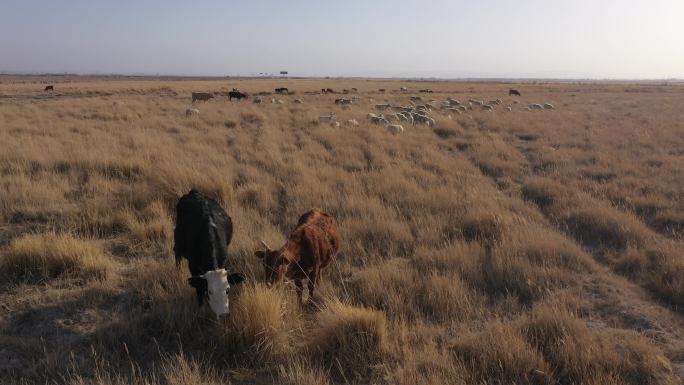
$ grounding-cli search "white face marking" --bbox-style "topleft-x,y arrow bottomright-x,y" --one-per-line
201,269 -> 230,317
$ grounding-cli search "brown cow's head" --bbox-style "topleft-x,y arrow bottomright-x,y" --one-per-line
254,241 -> 289,285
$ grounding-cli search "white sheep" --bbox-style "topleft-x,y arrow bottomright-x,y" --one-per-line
543,103 -> 555,109
185,108 -> 199,116
386,124 -> 404,135
318,112 -> 335,123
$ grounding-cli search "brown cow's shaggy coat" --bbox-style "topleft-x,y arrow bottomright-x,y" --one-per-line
255,208 -> 340,303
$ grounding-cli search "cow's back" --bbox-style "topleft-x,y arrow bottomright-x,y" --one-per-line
175,190 -> 233,273
294,208 -> 340,269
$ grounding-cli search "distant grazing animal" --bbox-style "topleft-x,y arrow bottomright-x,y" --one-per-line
185,108 -> 200,116
174,190 -> 245,318
253,97 -> 262,104
509,89 -> 521,96
335,98 -> 352,105
529,103 -> 544,110
370,115 -> 389,125
192,92 -> 214,102
331,121 -> 341,128
419,89 -> 434,93
342,89 -> 350,94
351,88 -> 358,92
543,103 -> 555,110
410,96 -> 422,102
400,87 -> 408,91
322,88 -> 335,94
255,208 -> 340,303
275,87 -> 289,94
378,88 -> 386,93
228,91 -> 248,101
482,105 -> 494,111
293,98 -> 304,104
318,112 -> 335,124
347,119 -> 359,126
505,106 -> 512,112
386,124 -> 404,135
44,85 -> 54,91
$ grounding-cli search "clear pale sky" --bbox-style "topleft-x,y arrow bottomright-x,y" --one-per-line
1,0 -> 682,79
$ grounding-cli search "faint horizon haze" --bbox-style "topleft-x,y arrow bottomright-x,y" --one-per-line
1,0 -> 682,79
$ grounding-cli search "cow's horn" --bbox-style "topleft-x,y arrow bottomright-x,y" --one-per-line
260,240 -> 271,250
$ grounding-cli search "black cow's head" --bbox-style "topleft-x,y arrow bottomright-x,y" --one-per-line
188,269 -> 245,318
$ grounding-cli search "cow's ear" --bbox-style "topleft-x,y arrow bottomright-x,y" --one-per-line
228,272 -> 246,285
254,250 -> 265,259
188,276 -> 205,288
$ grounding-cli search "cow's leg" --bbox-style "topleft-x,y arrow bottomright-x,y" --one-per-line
294,279 -> 304,305
308,268 -> 320,302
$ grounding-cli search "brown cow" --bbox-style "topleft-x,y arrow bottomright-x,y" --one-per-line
509,89 -> 521,96
255,208 -> 340,303
44,85 -> 54,91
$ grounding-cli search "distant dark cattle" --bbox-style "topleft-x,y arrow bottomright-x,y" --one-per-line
509,89 -> 521,96
255,208 -> 340,303
378,88 -> 386,93
44,85 -> 54,91
192,92 -> 214,102
228,91 -> 248,100
275,87 -> 289,94
419,89 -> 433,93
175,189 -> 245,317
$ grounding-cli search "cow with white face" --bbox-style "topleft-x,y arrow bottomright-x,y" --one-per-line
175,189 -> 245,318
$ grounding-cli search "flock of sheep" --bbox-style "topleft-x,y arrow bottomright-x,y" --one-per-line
185,87 -> 557,135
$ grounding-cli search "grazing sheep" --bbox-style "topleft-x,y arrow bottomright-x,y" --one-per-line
400,87 -> 408,91
318,113 -> 335,124
505,106 -> 513,112
331,121 -> 341,128
370,116 -> 389,125
347,119 -> 359,126
543,103 -> 555,109
185,108 -> 200,116
529,104 -> 544,110
386,124 -> 404,135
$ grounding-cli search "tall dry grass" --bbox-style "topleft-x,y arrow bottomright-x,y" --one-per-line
1,77 -> 683,384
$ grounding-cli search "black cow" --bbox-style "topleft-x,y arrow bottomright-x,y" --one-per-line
275,87 -> 289,94
509,89 -> 521,96
228,91 -> 248,100
44,85 -> 54,91
174,189 -> 245,317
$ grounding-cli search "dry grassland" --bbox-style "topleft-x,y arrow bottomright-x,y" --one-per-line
1,77 -> 683,384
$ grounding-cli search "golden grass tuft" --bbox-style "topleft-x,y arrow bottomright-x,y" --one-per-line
0,233 -> 114,282
306,301 -> 388,378
216,283 -> 299,362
